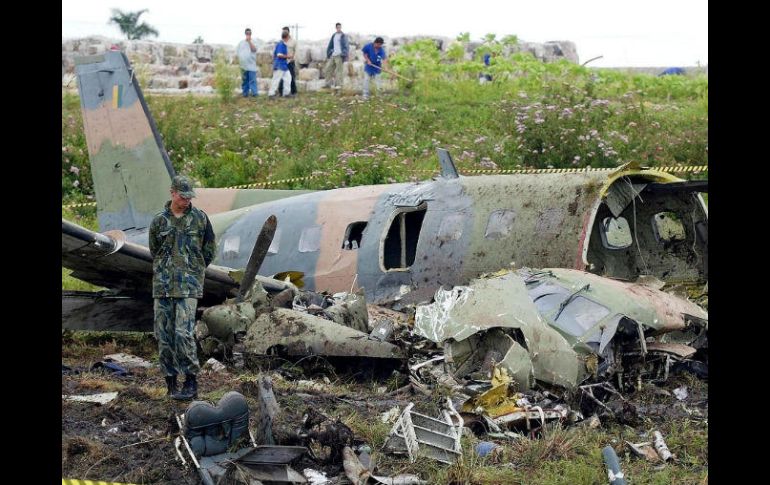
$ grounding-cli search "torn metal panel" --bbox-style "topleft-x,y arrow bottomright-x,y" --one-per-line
244,308 -> 404,359
415,272 -> 583,389
62,392 -> 118,404
103,353 -> 154,369
445,330 -> 533,388
604,180 -> 648,218
645,342 -> 697,359
523,268 -> 708,342
323,290 -> 369,333
625,441 -> 660,462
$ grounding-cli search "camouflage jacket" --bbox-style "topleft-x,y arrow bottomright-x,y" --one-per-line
149,201 -> 216,298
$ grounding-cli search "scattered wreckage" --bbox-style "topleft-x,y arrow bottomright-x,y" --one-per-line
414,267 -> 708,392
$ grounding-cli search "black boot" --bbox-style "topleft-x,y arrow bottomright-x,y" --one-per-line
165,375 -> 178,396
172,374 -> 198,401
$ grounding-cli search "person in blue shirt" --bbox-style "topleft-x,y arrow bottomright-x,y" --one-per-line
479,52 -> 493,84
361,37 -> 388,99
268,31 -> 293,97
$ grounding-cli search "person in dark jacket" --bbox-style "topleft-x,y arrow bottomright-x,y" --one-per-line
324,23 -> 349,90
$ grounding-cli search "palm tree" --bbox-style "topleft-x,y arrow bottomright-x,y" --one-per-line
108,9 -> 159,40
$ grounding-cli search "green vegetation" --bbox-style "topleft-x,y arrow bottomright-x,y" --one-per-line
62,47 -> 707,205
214,49 -> 240,103
108,9 -> 158,40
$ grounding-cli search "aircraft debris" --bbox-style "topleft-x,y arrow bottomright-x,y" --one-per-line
252,375 -> 280,445
298,408 -> 354,463
673,386 -> 689,401
602,445 -> 627,485
383,398 -> 463,464
414,267 -> 708,392
625,441 -> 660,462
474,441 -> 502,458
62,392 -> 118,405
202,357 -> 227,373
381,406 -> 401,424
184,391 -> 250,456
370,475 -> 427,485
652,430 -> 674,462
343,445 -> 370,485
103,352 -> 154,369
304,468 -> 331,484
459,366 -> 569,436
91,360 -> 131,376
176,390 -> 310,485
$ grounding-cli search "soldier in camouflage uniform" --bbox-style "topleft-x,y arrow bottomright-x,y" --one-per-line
149,175 -> 216,400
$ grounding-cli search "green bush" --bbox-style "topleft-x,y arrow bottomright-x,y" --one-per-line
214,49 -> 239,103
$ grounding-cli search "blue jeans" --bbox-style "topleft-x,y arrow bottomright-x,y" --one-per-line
242,70 -> 258,97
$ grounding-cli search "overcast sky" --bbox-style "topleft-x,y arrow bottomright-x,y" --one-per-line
62,0 -> 707,67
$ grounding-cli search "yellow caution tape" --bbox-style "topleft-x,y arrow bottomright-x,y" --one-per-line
62,201 -> 98,209
62,480 -> 137,485
61,166 -> 707,208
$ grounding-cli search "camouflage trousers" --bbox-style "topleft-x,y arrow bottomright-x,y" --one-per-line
154,297 -> 201,376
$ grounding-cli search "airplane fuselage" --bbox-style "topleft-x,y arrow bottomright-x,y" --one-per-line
127,171 -> 708,304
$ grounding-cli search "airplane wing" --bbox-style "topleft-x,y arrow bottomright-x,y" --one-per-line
62,218 -> 238,302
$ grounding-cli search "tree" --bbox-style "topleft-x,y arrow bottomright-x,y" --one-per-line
456,32 -> 470,43
501,35 -> 519,47
482,33 -> 497,44
108,9 -> 159,40
193,36 -> 204,44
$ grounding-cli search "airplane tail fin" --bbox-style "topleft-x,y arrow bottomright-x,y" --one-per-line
75,51 -> 175,231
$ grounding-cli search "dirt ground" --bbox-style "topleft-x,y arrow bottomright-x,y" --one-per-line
62,332 -> 708,484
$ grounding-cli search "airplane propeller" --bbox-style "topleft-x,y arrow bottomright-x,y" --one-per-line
235,215 -> 278,303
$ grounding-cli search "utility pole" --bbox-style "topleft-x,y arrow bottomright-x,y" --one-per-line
291,24 -> 304,43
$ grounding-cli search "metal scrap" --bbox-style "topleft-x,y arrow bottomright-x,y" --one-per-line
653,430 -> 674,462
383,398 -> 463,464
62,392 -> 118,405
103,353 -> 154,368
625,441 -> 660,462
602,446 -> 627,485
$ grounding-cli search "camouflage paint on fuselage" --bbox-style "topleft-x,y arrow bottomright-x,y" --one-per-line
125,167 -> 707,304
76,53 -> 174,231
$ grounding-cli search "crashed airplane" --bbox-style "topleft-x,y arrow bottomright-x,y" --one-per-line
62,51 -> 708,335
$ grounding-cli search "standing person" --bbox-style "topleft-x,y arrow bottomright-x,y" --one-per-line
149,176 -> 216,401
324,23 -> 349,91
361,37 -> 388,99
479,52 -> 493,84
268,31 -> 293,97
278,26 -> 298,96
237,27 -> 258,97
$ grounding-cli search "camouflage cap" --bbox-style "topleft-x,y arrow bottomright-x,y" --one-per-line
171,175 -> 196,198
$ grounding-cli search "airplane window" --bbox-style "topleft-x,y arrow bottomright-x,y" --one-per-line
437,213 -> 464,242
600,217 -> 632,249
222,235 -> 240,260
652,212 -> 686,243
383,207 -> 426,270
342,222 -> 367,250
485,209 -> 516,239
268,228 -> 281,254
298,225 -> 322,253
553,296 -> 611,337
